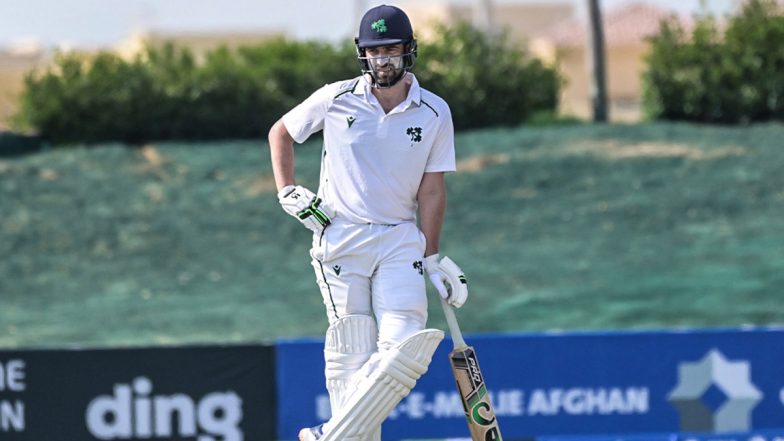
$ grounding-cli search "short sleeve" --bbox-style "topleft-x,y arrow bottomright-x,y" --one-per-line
281,84 -> 334,144
424,104 -> 456,173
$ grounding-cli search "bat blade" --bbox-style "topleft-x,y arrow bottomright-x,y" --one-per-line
449,345 -> 503,441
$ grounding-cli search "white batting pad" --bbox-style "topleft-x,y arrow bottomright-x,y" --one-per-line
324,315 -> 378,414
320,328 -> 444,441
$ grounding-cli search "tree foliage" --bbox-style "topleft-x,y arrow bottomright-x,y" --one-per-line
643,0 -> 784,123
17,22 -> 560,144
417,22 -> 561,130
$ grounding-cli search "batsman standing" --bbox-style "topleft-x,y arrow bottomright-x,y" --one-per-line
268,5 -> 469,440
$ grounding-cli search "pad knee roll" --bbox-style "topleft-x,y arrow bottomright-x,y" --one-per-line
324,315 -> 378,413
320,328 -> 444,441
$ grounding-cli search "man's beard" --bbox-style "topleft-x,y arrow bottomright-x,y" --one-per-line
370,57 -> 404,87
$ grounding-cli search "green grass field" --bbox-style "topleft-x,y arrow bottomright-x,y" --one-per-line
2,122 -> 783,349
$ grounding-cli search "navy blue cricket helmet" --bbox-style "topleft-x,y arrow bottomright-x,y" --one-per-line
355,5 -> 417,88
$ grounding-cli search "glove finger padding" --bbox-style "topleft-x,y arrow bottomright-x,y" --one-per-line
437,256 -> 468,308
278,185 -> 334,234
427,273 -> 449,301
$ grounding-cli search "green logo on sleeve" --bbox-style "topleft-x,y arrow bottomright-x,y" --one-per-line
347,116 -> 356,128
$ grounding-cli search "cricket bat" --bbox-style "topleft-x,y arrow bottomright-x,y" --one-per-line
440,298 -> 503,441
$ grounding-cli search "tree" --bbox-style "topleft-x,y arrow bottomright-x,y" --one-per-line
587,0 -> 609,122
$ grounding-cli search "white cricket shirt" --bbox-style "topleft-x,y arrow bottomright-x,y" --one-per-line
282,73 -> 456,225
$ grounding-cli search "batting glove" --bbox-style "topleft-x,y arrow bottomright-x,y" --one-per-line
424,254 -> 468,308
278,185 -> 334,235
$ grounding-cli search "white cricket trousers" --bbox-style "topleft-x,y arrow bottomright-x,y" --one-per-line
310,218 -> 429,350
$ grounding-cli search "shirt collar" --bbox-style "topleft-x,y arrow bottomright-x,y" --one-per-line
354,73 -> 422,107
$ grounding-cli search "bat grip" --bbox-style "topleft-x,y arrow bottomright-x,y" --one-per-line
440,298 -> 468,350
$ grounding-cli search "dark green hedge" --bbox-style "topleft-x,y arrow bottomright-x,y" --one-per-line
17,22 -> 560,145
0,132 -> 43,157
416,22 -> 561,130
17,40 -> 356,144
643,0 -> 784,123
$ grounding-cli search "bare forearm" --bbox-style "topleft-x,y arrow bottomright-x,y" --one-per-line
417,173 -> 447,257
268,119 -> 296,191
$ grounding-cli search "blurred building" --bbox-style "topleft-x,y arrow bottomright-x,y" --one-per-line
400,1 -> 574,43
530,2 -> 689,122
401,1 -> 691,122
115,29 -> 284,61
0,1 -> 700,131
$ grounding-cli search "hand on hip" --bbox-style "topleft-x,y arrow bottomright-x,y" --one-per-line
278,185 -> 334,234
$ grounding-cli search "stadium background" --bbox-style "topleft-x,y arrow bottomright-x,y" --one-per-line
2,0 -> 784,440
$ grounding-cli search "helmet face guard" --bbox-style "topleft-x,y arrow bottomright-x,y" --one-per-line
355,39 -> 417,88
355,5 -> 417,88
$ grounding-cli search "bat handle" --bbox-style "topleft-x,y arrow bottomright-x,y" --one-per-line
440,297 -> 468,350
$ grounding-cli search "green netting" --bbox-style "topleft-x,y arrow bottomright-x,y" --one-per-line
1,123 -> 783,348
